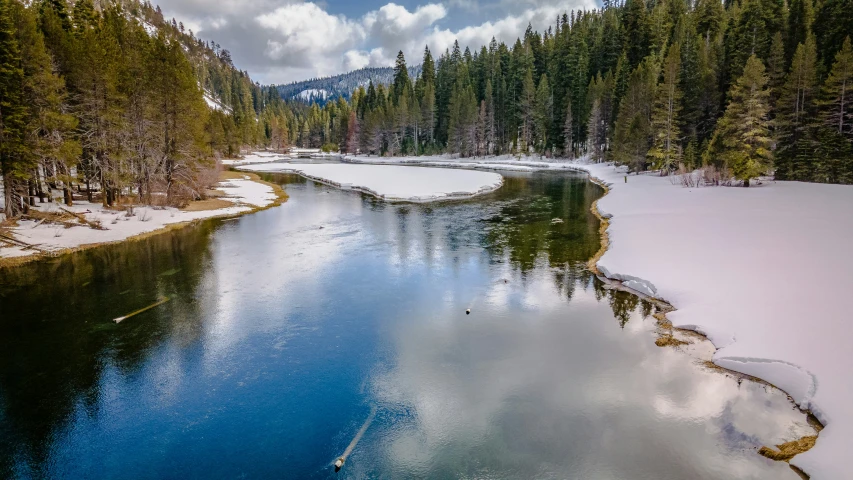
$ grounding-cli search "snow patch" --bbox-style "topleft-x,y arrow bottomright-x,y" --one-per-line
0,178 -> 276,260
294,89 -> 329,101
571,161 -> 853,480
237,163 -> 503,202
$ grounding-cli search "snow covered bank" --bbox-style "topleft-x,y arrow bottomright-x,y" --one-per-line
237,163 -> 504,202
0,175 -> 280,262
221,152 -> 290,166
574,162 -> 853,479
343,153 -> 586,172
222,150 -> 340,166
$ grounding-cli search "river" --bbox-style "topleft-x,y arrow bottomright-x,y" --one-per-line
0,169 -> 811,479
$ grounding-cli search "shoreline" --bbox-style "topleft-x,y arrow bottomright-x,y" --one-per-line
579,166 -> 822,476
237,163 -> 505,203
0,171 -> 287,270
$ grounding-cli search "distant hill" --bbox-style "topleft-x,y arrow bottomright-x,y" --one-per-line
276,66 -> 422,104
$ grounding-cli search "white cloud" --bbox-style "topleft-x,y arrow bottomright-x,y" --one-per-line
157,0 -> 598,84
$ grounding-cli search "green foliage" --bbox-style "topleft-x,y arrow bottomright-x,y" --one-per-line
648,43 -> 684,171
775,36 -> 819,181
705,56 -> 773,185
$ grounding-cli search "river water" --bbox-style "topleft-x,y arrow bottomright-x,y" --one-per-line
0,170 -> 812,479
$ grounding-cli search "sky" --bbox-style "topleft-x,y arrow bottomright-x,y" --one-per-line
157,0 -> 598,85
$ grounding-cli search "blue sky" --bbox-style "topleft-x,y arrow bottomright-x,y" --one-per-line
158,0 -> 597,84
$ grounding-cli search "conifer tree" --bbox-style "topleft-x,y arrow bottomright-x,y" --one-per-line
534,74 -> 552,152
11,0 -> 79,206
775,36 -> 819,181
648,43 -> 684,172
0,0 -> 28,217
705,55 -> 773,186
815,36 -> 853,182
563,101 -> 574,158
612,57 -> 659,171
587,99 -> 604,160
518,68 -> 536,152
766,32 -> 787,109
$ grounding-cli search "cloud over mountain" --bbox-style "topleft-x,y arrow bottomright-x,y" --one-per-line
159,0 -> 596,84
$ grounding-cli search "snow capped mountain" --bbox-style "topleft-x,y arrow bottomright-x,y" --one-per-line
277,65 -> 422,105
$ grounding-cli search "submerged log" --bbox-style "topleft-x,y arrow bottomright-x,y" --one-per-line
113,297 -> 170,323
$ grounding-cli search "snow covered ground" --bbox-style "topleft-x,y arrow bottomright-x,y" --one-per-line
222,150 -> 339,166
343,153 -> 586,172
221,152 -> 291,166
237,163 -> 504,202
571,162 -> 852,480
0,175 -> 277,260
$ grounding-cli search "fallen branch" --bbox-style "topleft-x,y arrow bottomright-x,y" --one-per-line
0,232 -> 48,252
59,207 -> 106,230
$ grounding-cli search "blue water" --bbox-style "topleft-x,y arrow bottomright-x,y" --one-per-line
0,171 -> 810,479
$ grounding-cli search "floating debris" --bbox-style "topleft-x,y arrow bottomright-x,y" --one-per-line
334,406 -> 377,472
113,297 -> 170,323
466,309 -> 471,315
550,218 -> 564,224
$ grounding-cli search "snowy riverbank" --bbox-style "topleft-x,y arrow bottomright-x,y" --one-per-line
237,163 -> 504,202
334,153 -> 849,478
342,153 -> 587,172
571,162 -> 852,480
0,174 -> 281,264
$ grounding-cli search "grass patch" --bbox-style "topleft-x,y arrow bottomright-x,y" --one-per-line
182,198 -> 234,212
655,334 -> 689,347
758,436 -> 818,462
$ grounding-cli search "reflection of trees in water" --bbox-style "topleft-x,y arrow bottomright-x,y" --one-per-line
0,222 -> 218,476
479,173 -> 655,327
482,175 -> 602,276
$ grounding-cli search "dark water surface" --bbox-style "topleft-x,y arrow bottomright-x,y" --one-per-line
0,171 -> 810,479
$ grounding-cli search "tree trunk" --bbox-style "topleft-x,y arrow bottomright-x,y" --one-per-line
743,178 -> 750,187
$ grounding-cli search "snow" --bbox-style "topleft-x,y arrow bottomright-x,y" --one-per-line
221,150 -> 337,166
571,161 -> 853,480
237,163 -> 504,202
141,21 -> 157,37
221,152 -> 290,166
294,88 -> 329,101
0,176 -> 276,260
343,154 -> 585,172
202,92 -> 231,113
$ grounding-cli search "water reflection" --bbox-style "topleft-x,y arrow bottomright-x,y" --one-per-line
0,171 -> 810,479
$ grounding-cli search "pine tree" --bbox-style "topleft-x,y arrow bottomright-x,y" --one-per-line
815,36 -> 853,182
391,50 -> 409,105
563,101 -> 574,158
484,79 -> 496,155
587,99 -> 604,160
11,0 -> 79,206
648,43 -> 684,172
786,0 -> 814,60
705,55 -> 773,186
518,68 -> 536,152
534,74 -> 552,152
612,57 -> 659,171
818,36 -> 853,142
813,0 -> 853,70
766,32 -> 787,109
0,0 -> 28,217
775,36 -> 819,181
622,0 -> 652,68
